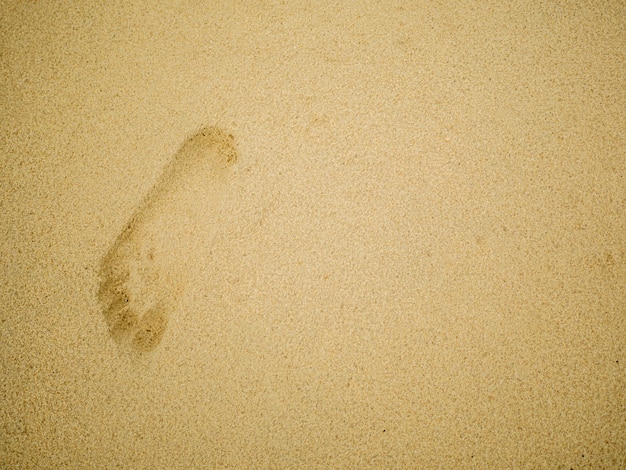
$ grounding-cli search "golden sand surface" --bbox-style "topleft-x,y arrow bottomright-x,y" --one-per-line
1,1 -> 624,468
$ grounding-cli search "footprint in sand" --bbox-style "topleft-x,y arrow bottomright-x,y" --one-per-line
97,127 -> 237,355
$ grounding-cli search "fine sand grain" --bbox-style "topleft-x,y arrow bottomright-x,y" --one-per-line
1,1 -> 625,468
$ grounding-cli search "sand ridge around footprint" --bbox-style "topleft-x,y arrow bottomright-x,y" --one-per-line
97,127 -> 237,357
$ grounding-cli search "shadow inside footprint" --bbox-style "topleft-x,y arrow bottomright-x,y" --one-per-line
132,304 -> 169,353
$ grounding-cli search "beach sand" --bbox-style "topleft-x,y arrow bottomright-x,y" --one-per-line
1,1 -> 624,468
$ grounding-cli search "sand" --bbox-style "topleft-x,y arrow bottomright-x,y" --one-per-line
1,1 -> 624,468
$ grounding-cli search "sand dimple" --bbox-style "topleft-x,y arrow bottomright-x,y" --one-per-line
97,127 -> 237,356
132,304 -> 169,353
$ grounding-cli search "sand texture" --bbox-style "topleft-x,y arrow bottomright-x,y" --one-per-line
1,1 -> 625,468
